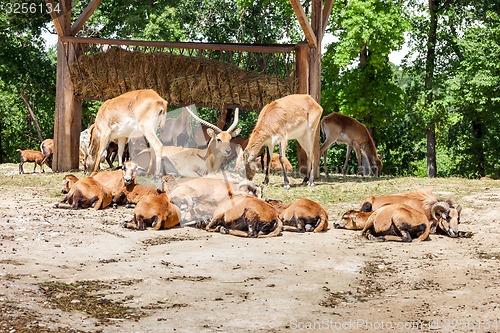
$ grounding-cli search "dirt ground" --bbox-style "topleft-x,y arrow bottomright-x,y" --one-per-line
0,164 -> 499,333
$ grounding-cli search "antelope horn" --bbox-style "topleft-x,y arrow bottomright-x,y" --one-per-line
227,108 -> 239,133
431,201 -> 450,221
185,106 -> 222,133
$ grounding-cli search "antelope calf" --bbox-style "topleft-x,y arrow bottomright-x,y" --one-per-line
16,149 -> 46,174
239,94 -> 322,189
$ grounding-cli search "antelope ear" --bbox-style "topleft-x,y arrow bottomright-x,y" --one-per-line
206,128 -> 216,138
231,128 -> 241,137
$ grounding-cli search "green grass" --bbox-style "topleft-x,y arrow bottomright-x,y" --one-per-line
1,162 -> 498,218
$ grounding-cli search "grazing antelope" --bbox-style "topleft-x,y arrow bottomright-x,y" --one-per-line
239,94 -> 322,189
319,112 -> 382,177
40,138 -> 53,169
136,107 -> 240,177
84,89 -> 167,176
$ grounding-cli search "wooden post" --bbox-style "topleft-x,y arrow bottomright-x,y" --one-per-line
52,0 -> 82,171
296,42 -> 309,176
309,0 -> 322,177
296,0 -> 323,177
295,42 -> 309,94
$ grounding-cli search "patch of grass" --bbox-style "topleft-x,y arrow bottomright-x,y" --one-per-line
477,252 -> 500,260
142,234 -> 202,246
39,280 -> 144,324
0,300 -> 86,333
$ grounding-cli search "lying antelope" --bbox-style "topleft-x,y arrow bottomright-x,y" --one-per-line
84,89 -> 167,176
135,107 -> 240,177
239,94 -> 322,189
360,191 -> 464,238
206,196 -> 283,238
360,203 -> 431,242
54,176 -> 112,210
319,112 -> 382,177
124,175 -> 181,231
168,174 -> 262,224
266,198 -> 328,232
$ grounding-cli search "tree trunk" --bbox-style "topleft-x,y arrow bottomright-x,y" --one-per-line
20,90 -> 44,143
472,121 -> 485,177
424,0 -> 438,178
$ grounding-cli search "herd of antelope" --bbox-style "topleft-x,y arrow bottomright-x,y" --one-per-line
16,89 -> 471,241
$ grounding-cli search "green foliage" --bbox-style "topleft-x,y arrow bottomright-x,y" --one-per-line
0,3 -> 55,162
1,0 -> 498,179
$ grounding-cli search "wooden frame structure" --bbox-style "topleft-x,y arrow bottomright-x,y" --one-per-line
46,0 -> 333,172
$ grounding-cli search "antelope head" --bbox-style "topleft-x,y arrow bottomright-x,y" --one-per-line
186,107 -> 241,156
431,201 -> 462,238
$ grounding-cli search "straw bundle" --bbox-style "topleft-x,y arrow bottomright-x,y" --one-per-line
71,47 -> 296,109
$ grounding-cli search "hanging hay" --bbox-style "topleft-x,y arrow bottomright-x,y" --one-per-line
71,47 -> 296,109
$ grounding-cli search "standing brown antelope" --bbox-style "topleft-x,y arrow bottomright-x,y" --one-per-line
84,89 -> 167,176
135,106 -> 240,177
239,94 -> 322,189
319,112 -> 382,177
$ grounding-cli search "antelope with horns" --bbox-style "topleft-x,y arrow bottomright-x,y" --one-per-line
84,89 -> 167,176
360,191 -> 464,238
319,112 -> 382,177
238,94 -> 322,189
135,106 -> 241,177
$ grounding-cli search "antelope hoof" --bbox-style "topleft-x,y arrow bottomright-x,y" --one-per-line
195,221 -> 208,229
304,224 -> 314,232
458,231 -> 473,238
220,226 -> 229,234
283,184 -> 290,190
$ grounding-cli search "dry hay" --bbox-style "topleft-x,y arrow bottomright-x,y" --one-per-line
71,47 -> 296,109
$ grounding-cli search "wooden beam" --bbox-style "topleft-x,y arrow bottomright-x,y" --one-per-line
45,0 -> 65,35
322,0 -> 335,37
60,36 -> 296,53
70,0 -> 103,36
289,0 -> 317,49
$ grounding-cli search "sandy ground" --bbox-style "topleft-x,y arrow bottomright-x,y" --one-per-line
0,165 -> 499,333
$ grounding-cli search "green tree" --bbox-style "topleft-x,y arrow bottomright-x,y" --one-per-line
321,0 -> 407,175
0,0 -> 55,162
